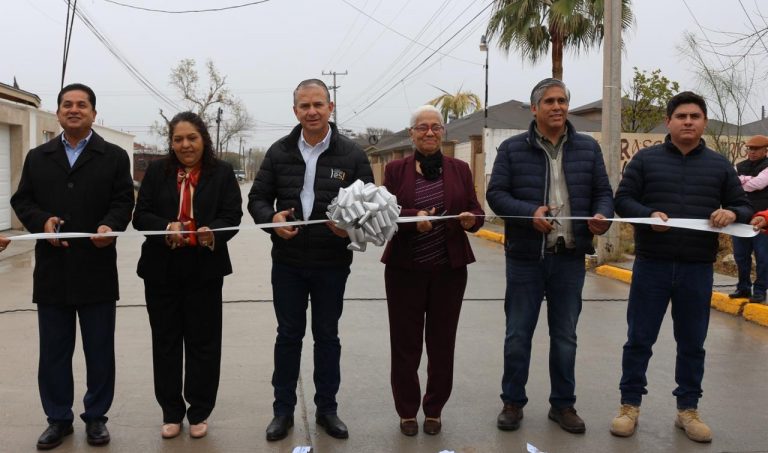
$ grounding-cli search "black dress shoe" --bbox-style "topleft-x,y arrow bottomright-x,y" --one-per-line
316,413 -> 349,439
729,289 -> 751,299
749,293 -> 766,303
85,420 -> 111,446
36,423 -> 73,450
266,415 -> 293,441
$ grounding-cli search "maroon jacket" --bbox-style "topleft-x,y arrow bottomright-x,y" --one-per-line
381,154 -> 484,270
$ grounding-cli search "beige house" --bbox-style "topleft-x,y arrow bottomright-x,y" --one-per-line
0,82 -> 133,231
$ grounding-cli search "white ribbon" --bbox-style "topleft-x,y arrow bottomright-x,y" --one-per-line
326,179 -> 401,251
4,180 -> 759,244
485,215 -> 758,238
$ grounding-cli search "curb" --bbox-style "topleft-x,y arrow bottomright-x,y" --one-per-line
593,263 -> 766,328
594,265 -> 632,284
474,229 -> 504,244
475,228 -> 767,329
743,303 -> 768,327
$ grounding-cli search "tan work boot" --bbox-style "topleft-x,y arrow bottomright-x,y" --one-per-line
675,408 -> 712,442
609,404 -> 639,437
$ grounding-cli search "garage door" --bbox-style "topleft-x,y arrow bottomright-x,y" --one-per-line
0,124 -> 10,230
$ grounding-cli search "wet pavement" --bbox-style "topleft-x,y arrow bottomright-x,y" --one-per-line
1,184 -> 767,452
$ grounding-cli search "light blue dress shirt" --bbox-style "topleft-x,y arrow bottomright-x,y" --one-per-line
61,130 -> 93,167
298,127 -> 332,220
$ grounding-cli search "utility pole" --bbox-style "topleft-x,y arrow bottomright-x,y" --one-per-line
239,136 -> 244,171
597,0 -> 622,264
322,70 -> 347,125
215,107 -> 223,158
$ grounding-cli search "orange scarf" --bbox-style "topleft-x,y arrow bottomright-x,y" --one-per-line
176,167 -> 200,247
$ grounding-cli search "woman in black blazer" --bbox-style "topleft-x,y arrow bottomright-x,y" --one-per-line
133,111 -> 242,439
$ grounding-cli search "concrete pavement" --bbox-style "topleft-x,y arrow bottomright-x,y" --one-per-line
1,184 -> 768,452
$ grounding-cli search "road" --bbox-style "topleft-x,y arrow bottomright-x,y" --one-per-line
0,183 -> 767,452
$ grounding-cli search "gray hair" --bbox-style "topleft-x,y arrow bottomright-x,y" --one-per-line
530,78 -> 571,106
293,79 -> 331,106
410,105 -> 443,127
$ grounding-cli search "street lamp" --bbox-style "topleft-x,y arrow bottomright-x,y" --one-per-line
480,34 -> 489,129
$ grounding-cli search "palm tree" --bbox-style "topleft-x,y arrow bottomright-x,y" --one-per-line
428,87 -> 483,123
486,0 -> 633,80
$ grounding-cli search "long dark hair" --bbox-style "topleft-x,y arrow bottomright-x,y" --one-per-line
166,111 -> 217,171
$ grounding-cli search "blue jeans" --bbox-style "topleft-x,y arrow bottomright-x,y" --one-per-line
732,234 -> 768,297
270,262 -> 350,416
501,253 -> 585,409
619,257 -> 712,409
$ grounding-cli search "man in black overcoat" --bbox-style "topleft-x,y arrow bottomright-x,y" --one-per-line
11,83 -> 134,450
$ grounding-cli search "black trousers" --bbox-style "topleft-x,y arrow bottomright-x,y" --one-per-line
37,301 -> 116,425
144,276 -> 223,424
270,262 -> 350,416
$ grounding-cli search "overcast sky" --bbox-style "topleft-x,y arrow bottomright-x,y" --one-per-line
2,0 -> 766,148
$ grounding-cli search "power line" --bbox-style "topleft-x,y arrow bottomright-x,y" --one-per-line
61,0 -> 77,89
325,0 -> 381,69
344,1 -> 493,123
340,0 -> 480,66
101,0 -> 271,14
347,0 -> 485,117
346,0 -> 455,107
62,0 -> 181,111
738,0 -> 768,55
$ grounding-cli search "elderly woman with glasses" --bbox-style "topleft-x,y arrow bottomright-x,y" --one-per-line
381,104 -> 484,436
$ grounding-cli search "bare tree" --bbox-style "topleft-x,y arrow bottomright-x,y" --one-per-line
150,59 -> 253,150
696,0 -> 768,80
679,32 -> 755,163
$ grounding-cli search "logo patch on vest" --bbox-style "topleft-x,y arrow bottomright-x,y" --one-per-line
330,168 -> 346,181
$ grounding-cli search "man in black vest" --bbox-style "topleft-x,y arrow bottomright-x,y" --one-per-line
248,79 -> 373,442
730,135 -> 768,303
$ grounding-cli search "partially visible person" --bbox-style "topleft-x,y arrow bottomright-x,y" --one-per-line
752,210 -> 768,231
249,79 -> 373,442
748,211 -> 768,279
0,235 -> 9,252
381,105 -> 484,436
486,78 -> 614,434
133,111 -> 242,440
730,135 -> 768,303
611,91 -> 752,443
11,83 -> 134,449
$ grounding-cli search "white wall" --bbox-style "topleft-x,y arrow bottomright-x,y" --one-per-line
454,142 -> 472,166
94,125 -> 134,173
482,128 -> 526,215
0,124 -> 10,229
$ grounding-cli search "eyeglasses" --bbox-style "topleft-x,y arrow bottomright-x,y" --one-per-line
411,124 -> 444,134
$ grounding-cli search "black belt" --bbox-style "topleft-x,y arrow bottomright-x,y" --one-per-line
545,236 -> 576,255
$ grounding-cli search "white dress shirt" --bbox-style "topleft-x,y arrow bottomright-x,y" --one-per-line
298,127 -> 332,220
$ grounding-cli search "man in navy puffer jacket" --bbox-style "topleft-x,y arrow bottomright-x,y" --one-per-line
487,78 -> 614,434
609,91 -> 751,443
